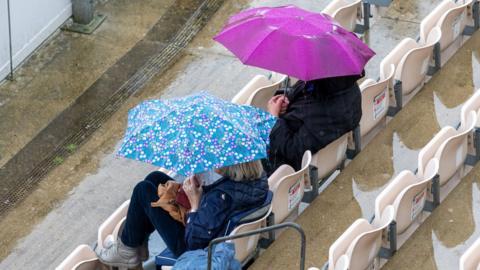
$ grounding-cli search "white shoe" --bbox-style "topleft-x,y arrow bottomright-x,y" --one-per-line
95,238 -> 140,268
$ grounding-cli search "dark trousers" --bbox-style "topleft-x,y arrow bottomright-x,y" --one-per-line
121,171 -> 187,257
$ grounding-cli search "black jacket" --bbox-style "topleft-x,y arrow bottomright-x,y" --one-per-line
268,74 -> 363,172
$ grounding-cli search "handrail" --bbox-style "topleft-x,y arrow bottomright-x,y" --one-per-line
207,222 -> 306,270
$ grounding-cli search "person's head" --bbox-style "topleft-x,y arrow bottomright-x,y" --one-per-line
215,160 -> 264,181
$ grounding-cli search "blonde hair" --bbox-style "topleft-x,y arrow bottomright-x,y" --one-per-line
217,160 -> 264,181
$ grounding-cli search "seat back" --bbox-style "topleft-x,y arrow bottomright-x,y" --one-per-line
347,206 -> 395,270
312,133 -> 348,179
323,0 -> 362,32
374,170 -> 418,228
231,75 -> 271,104
246,77 -> 286,111
359,64 -> 394,137
396,27 -> 442,95
328,219 -> 373,270
55,245 -> 102,270
97,200 -> 130,249
434,111 -> 476,185
393,159 -> 439,233
269,151 -> 312,224
380,38 -> 419,87
229,206 -> 273,263
461,89 -> 480,127
420,0 -> 471,50
460,238 -> 480,270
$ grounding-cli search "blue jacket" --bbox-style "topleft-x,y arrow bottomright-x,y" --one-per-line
184,175 -> 268,251
173,242 -> 241,270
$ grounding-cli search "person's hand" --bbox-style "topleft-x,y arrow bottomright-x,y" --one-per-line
267,95 -> 289,117
279,96 -> 289,115
183,175 -> 203,212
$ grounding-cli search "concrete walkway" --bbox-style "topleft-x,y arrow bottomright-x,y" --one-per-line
0,0 -> 479,269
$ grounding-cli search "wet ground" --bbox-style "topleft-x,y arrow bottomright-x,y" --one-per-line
0,0 -> 479,269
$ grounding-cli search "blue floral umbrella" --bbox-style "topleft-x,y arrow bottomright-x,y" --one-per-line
118,92 -> 277,176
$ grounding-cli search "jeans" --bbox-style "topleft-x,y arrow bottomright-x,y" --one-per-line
121,171 -> 187,257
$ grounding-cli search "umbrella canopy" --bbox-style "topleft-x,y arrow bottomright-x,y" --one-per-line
214,5 -> 375,81
118,92 -> 276,177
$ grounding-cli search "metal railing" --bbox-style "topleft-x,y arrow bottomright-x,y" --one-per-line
207,222 -> 306,270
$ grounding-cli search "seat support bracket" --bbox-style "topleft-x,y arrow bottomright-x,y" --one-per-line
387,80 -> 402,116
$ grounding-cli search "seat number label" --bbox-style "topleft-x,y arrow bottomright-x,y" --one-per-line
373,90 -> 387,120
288,179 -> 302,211
411,189 -> 426,221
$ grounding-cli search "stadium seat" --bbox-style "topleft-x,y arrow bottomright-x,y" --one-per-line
420,0 -> 473,52
231,75 -> 271,104
358,64 -> 394,138
303,134 -> 348,202
460,89 -> 480,127
375,159 -> 439,236
380,27 -> 442,113
55,244 -> 103,270
268,151 -> 312,225
322,0 -> 363,32
229,206 -> 273,263
97,200 -> 130,251
246,75 -> 287,111
327,205 -> 395,270
313,133 -> 348,181
418,111 -> 477,187
460,237 -> 480,270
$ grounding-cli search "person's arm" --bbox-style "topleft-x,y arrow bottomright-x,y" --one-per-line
184,191 -> 232,250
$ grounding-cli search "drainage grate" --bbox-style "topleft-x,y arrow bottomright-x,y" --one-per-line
0,0 -> 226,217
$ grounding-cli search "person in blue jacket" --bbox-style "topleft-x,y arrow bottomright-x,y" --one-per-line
95,160 -> 268,269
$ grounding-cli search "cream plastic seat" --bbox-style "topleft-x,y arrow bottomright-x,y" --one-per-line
418,111 -> 477,186
229,206 -> 272,263
328,205 -> 395,270
231,75 -> 271,104
460,237 -> 480,270
375,159 -> 439,235
420,0 -> 472,51
246,75 -> 287,111
380,27 -> 442,111
461,89 -> 480,127
56,244 -> 103,270
322,0 -> 362,32
97,200 -> 130,250
359,64 -> 394,138
312,133 -> 348,181
268,151 -> 312,224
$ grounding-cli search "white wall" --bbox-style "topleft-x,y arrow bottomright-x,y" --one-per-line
0,0 -> 72,81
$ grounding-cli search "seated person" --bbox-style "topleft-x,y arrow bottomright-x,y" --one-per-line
266,73 -> 363,173
95,160 -> 268,268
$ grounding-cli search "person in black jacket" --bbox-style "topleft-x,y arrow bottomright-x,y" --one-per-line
266,73 -> 363,174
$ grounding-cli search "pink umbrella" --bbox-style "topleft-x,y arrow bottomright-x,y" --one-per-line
214,5 -> 375,81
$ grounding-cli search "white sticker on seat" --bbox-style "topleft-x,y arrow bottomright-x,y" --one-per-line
411,189 -> 426,221
373,90 -> 387,120
288,179 -> 302,211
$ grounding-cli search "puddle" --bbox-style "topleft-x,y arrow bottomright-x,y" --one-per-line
432,182 -> 480,270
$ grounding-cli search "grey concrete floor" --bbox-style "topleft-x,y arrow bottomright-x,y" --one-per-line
0,0 -> 479,269
0,0 -> 175,168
